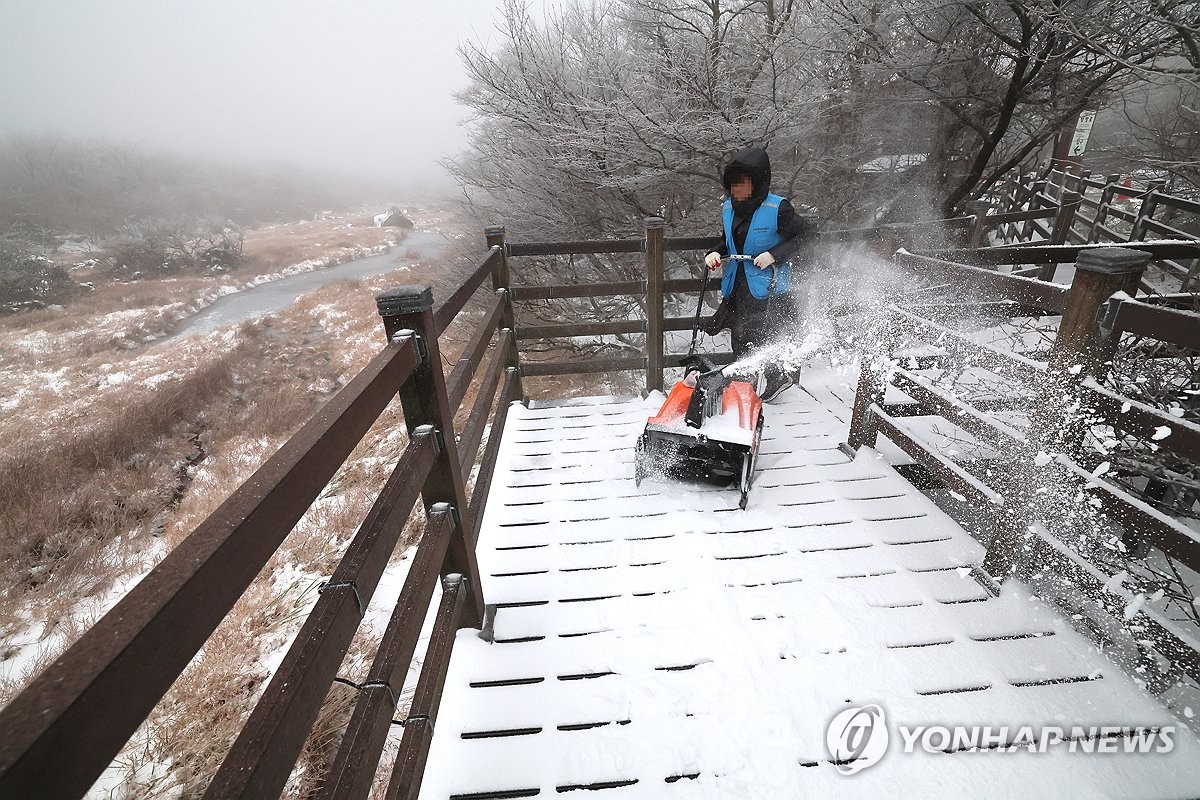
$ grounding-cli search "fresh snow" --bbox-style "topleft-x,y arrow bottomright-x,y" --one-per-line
416,361 -> 1200,799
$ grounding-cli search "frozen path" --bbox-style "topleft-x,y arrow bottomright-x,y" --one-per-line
419,365 -> 1200,799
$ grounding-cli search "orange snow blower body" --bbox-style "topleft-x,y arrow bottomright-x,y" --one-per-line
635,361 -> 764,510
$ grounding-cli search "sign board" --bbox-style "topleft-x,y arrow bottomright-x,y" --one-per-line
1068,110 -> 1097,157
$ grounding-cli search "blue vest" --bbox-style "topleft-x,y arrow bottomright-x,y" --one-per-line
721,193 -> 791,299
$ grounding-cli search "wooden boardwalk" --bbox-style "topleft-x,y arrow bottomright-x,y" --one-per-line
419,366 -> 1200,799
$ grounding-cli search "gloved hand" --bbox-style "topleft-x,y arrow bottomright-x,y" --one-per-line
704,252 -> 722,270
753,251 -> 776,268
699,316 -> 722,335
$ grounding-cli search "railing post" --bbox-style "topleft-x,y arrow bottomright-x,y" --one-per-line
1028,248 -> 1151,460
1091,250 -> 1153,384
485,226 -> 512,327
1129,183 -> 1166,242
1037,190 -> 1081,280
1089,174 -> 1122,242
485,225 -> 524,401
1052,190 -> 1081,245
843,315 -> 894,456
376,286 -> 485,627
1075,169 -> 1091,195
842,356 -> 888,455
1023,180 -> 1047,242
644,216 -> 665,393
966,200 -> 991,249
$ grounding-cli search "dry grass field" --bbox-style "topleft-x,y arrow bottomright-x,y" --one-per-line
0,204 -> 492,797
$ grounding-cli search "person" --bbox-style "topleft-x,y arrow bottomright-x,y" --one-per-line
701,146 -> 816,401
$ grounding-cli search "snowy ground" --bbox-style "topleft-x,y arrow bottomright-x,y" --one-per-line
0,206 -> 466,798
418,363 -> 1200,799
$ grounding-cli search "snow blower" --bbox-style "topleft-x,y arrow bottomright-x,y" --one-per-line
634,257 -> 765,510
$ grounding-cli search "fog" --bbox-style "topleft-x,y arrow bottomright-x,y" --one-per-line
0,0 -> 543,194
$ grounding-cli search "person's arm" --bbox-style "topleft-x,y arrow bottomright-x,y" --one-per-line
705,222 -> 729,269
767,199 -> 817,265
709,233 -> 729,259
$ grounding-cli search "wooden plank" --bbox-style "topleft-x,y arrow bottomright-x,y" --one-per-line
517,320 -> 645,339
435,249 -> 500,334
1082,379 -> 1200,462
1026,526 -> 1200,684
985,206 -> 1059,226
458,331 -> 512,477
446,293 -> 505,411
891,369 -> 1026,453
664,315 -> 714,332
506,239 -> 643,256
1155,193 -> 1200,215
1106,206 -> 1140,224
1111,299 -> 1200,351
385,576 -> 469,800
466,369 -> 516,548
872,405 -> 1006,506
0,339 -> 421,799
889,307 -> 1047,385
521,357 -> 646,377
510,281 -> 643,301
1049,455 -> 1200,574
1142,217 -> 1195,240
895,253 -> 1069,313
919,241 -> 1200,267
318,508 -> 456,800
206,432 -> 438,798
664,277 -> 717,293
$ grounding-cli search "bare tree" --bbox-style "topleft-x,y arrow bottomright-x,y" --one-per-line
453,0 -> 1195,230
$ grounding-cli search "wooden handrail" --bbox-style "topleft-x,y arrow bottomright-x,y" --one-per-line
896,252 -> 1070,313
446,292 -> 507,410
204,430 -> 439,797
458,330 -> 514,478
317,507 -> 455,799
1,216 -> 523,798
1108,297 -> 1200,352
434,248 -> 502,334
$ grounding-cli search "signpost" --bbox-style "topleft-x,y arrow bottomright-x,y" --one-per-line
1068,110 -> 1097,157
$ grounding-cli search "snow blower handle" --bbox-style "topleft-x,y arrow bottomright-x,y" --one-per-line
687,255 -> 716,358
690,255 -> 750,355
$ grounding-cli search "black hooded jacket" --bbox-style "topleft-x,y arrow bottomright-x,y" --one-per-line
714,147 -> 814,265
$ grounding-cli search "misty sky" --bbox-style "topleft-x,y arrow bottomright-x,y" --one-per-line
1,0 -> 548,191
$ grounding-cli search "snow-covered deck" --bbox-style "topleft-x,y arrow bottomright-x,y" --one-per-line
419,364 -> 1199,799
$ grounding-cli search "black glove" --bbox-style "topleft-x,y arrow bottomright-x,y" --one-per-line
699,315 -> 723,335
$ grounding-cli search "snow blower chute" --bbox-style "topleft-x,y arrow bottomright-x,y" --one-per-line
634,257 -> 765,509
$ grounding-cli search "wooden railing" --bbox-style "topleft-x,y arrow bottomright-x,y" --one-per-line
492,216 -> 986,394
844,245 -> 1200,691
0,246 -> 521,798
975,167 -> 1200,290
3,189 -> 1195,796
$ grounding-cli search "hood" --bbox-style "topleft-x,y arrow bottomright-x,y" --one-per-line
722,147 -> 772,213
